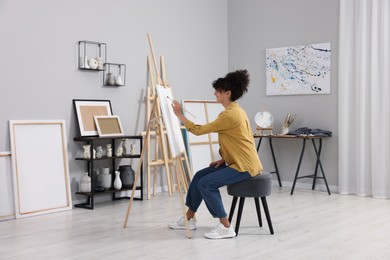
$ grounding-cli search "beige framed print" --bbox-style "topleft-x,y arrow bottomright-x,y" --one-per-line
73,99 -> 113,136
9,120 -> 72,218
94,115 -> 125,137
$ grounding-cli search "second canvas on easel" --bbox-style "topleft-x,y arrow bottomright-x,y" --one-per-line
182,100 -> 224,174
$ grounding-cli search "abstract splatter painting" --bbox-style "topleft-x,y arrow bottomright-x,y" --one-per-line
266,43 -> 331,95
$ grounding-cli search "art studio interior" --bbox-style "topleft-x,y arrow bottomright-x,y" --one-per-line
1,0 -> 389,259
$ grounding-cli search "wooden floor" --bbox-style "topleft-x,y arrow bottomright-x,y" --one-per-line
1,186 -> 390,260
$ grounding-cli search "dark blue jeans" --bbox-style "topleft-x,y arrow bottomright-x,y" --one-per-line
186,164 -> 251,218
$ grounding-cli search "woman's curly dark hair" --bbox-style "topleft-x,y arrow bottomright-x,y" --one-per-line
212,69 -> 249,101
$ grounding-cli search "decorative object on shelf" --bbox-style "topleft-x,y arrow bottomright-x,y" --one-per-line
96,57 -> 104,70
73,99 -> 113,137
99,167 -> 111,189
94,115 -> 125,137
88,58 -> 98,70
106,72 -> 115,85
83,144 -> 91,159
92,148 -> 96,159
123,138 -> 130,155
106,144 -> 112,157
80,172 -> 91,192
282,113 -> 296,135
115,75 -> 124,86
130,144 -> 136,155
94,169 -> 102,189
103,63 -> 126,87
96,146 -> 103,158
114,171 -> 122,190
80,56 -> 90,69
118,165 -> 135,187
78,40 -> 106,71
116,141 -> 123,157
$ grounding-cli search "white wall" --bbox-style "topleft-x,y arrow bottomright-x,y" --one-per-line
228,0 -> 340,187
0,0 -> 228,200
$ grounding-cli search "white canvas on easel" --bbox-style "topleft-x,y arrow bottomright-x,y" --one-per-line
155,84 -> 186,158
182,100 -> 224,174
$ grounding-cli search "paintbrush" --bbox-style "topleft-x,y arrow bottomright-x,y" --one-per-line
166,96 -> 197,118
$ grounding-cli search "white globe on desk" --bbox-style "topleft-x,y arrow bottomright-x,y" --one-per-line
255,111 -> 273,128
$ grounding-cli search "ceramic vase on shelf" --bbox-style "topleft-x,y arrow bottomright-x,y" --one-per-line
99,167 -> 111,189
118,165 -> 135,187
80,172 -> 91,192
114,171 -> 122,190
83,56 -> 90,69
106,73 -> 115,85
115,75 -> 124,86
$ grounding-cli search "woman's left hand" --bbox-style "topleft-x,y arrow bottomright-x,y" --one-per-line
210,159 -> 225,168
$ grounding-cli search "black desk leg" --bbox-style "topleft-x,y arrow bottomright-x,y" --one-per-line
291,139 -> 306,195
311,139 -> 331,195
256,137 -> 263,151
268,138 -> 282,187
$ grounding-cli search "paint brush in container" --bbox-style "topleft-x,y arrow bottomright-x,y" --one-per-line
166,96 -> 197,118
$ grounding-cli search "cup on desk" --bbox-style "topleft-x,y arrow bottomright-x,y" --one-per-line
282,127 -> 289,135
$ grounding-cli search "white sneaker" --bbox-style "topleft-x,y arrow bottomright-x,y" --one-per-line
168,216 -> 197,230
204,223 -> 236,239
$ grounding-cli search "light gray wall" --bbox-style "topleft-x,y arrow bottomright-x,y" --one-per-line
0,0 -> 228,199
228,0 -> 340,187
1,0 -> 341,201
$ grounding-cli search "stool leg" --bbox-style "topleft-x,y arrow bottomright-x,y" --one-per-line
261,197 -> 274,235
228,196 -> 238,223
235,197 -> 245,235
254,198 -> 262,227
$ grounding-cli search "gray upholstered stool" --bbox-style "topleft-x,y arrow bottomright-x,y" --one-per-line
227,171 -> 274,235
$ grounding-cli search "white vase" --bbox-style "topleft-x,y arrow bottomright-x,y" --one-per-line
80,172 -> 91,192
115,75 -> 124,86
114,171 -> 122,190
83,56 -> 90,69
106,73 -> 115,85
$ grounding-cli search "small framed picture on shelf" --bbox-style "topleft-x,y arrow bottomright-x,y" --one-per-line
94,115 -> 124,137
73,99 -> 113,136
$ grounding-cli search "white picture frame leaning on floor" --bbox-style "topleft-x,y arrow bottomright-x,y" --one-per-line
9,120 -> 72,218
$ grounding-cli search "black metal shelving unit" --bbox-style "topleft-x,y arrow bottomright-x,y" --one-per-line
73,135 -> 143,209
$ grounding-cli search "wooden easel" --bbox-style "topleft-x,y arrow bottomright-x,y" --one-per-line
145,55 -> 174,199
144,39 -> 191,199
123,33 -> 192,238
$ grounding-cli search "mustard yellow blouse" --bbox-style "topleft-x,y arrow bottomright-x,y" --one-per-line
184,102 -> 262,177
